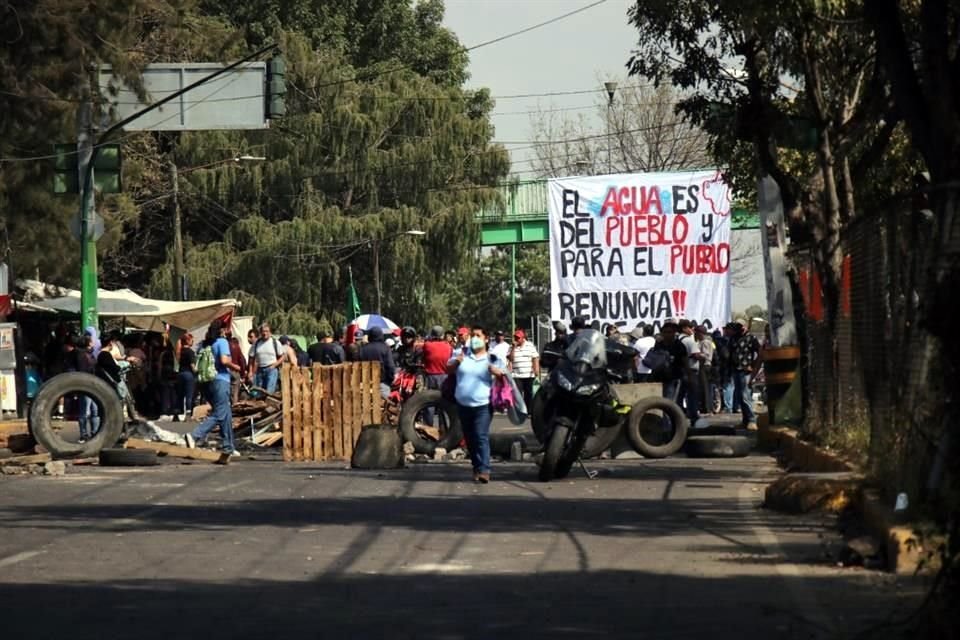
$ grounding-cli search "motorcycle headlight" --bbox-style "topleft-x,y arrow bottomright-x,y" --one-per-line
575,383 -> 601,396
556,370 -> 575,391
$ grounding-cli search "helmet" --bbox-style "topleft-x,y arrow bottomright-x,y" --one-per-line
401,326 -> 416,339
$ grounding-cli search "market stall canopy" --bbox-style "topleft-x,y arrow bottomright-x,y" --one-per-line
14,279 -> 238,331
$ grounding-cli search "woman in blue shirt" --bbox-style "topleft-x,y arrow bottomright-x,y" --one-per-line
447,326 -> 504,483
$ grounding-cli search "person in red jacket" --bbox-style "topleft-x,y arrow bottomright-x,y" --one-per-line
422,325 -> 453,426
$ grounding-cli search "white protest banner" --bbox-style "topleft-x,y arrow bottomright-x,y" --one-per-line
549,170 -> 732,331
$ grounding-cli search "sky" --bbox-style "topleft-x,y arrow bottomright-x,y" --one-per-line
442,0 -> 766,312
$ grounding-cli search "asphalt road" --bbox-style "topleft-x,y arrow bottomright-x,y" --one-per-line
0,449 -> 922,639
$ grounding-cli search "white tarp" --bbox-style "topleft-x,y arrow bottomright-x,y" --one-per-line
548,170 -> 732,331
14,279 -> 237,331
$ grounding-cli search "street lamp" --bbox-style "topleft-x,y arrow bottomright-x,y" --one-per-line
604,80 -> 618,174
372,229 -> 425,314
171,154 -> 266,300
573,158 -> 591,175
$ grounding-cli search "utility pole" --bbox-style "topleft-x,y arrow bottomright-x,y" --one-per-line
510,245 -> 517,332
77,98 -> 98,329
604,80 -> 618,175
170,159 -> 184,301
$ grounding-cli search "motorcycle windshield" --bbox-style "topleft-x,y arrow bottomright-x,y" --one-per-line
564,329 -> 607,369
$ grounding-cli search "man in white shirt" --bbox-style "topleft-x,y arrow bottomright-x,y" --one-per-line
246,323 -> 286,393
489,330 -> 512,361
632,324 -> 657,382
508,329 -> 540,413
678,319 -> 705,421
696,324 -> 716,413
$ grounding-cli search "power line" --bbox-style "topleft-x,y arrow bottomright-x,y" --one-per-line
465,0 -> 608,52
309,0 -> 610,91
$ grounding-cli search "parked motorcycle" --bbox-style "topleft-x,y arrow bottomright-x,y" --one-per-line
536,329 -> 636,481
536,329 -> 689,481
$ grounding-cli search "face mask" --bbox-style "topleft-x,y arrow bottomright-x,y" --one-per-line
469,337 -> 485,351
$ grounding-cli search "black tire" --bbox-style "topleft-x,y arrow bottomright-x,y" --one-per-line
30,373 -> 125,460
554,436 -> 582,479
398,390 -> 462,455
539,420 -> 570,482
98,447 -> 160,467
530,387 -> 550,443
531,387 -> 621,459
625,396 -> 688,458
684,435 -> 752,458
580,422 -> 623,459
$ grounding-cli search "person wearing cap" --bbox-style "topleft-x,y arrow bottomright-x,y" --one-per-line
455,326 -> 471,352
396,326 -> 420,371
359,326 -> 397,399
422,326 -> 453,426
541,321 -> 568,367
185,319 -> 241,464
489,330 -> 511,361
508,328 -> 540,413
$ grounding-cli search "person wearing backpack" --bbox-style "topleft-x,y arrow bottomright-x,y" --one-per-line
186,319 -> 240,464
632,324 -> 657,382
246,323 -> 286,393
644,321 -> 687,402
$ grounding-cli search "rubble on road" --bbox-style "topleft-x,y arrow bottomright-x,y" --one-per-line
231,399 -> 283,448
124,438 -> 222,462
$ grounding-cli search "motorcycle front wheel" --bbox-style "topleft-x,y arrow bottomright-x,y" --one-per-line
539,419 -> 570,482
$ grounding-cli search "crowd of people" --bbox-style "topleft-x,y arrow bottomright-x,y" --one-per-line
30,313 -> 763,473
542,316 -> 763,431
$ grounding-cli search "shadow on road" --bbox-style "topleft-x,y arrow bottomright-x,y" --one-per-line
0,568 -> 913,639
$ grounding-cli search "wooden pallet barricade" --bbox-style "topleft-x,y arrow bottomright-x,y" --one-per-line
280,362 -> 382,461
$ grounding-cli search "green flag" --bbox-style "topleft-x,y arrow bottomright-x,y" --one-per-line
346,266 -> 361,322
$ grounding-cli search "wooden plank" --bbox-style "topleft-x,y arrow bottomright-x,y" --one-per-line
291,366 -> 303,461
0,452 -> 51,466
256,432 -> 283,447
0,420 -> 29,436
312,364 -> 323,461
281,363 -> 293,461
124,438 -> 221,462
371,361 -> 382,424
341,363 -> 352,460
301,366 -> 313,461
349,362 -> 362,458
359,361 -> 370,431
324,365 -> 335,459
331,365 -> 343,459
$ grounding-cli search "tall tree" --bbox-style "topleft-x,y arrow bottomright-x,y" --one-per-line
626,0 -> 912,429
143,5 -> 510,333
0,0 -> 196,284
866,0 -> 960,630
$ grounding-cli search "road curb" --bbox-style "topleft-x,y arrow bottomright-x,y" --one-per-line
758,415 -> 935,575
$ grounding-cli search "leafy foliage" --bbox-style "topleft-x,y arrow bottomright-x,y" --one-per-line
1,1 -> 510,335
